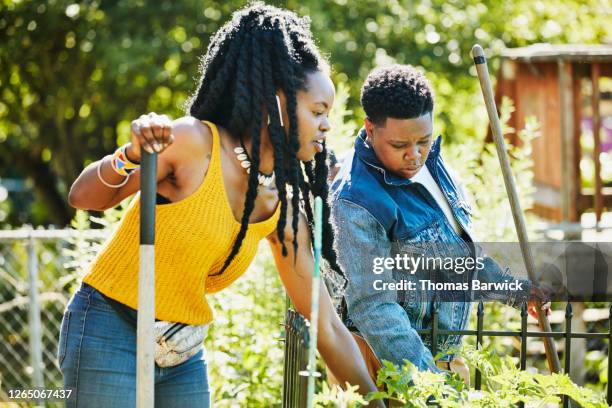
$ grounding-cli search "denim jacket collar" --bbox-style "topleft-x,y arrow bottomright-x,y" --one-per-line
354,127 -> 443,187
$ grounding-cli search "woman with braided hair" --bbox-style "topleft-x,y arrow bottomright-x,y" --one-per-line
61,3 -> 384,407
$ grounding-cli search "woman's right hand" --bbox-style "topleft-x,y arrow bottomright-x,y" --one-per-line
128,112 -> 175,161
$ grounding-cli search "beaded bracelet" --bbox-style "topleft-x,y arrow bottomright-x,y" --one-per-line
111,145 -> 141,176
97,156 -> 129,188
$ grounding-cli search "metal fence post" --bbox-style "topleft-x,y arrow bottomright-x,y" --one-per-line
563,303 -> 573,408
282,310 -> 309,408
282,318 -> 289,407
300,329 -> 309,407
608,305 -> 612,404
26,226 -> 44,404
431,303 -> 438,358
520,303 -> 528,371
293,318 -> 299,407
519,302 -> 528,408
475,301 -> 484,390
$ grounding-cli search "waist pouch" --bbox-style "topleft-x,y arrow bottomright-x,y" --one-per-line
101,293 -> 207,367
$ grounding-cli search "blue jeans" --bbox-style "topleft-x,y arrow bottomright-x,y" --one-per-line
58,283 -> 210,408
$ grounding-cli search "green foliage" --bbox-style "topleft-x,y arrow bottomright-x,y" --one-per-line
314,381 -> 367,408
327,81 -> 359,155
0,0 -> 242,224
444,97 -> 540,242
289,0 -> 610,142
364,345 -> 608,408
586,348 -> 609,392
61,205 -> 125,288
204,246 -> 286,406
2,0 -> 610,225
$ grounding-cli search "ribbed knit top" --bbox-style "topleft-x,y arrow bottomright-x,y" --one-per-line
83,121 -> 281,325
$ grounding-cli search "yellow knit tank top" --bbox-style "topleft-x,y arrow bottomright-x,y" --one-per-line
83,121 -> 281,325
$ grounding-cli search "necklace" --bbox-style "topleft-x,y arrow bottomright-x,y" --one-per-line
233,141 -> 275,187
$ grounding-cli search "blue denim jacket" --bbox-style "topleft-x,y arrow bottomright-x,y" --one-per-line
330,129 -> 529,371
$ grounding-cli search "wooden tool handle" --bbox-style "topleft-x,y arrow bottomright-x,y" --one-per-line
471,44 -> 561,374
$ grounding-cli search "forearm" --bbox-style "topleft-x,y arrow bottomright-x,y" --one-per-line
68,156 -> 128,210
474,253 -> 531,307
268,212 -> 383,406
69,113 -> 181,210
318,320 -> 385,407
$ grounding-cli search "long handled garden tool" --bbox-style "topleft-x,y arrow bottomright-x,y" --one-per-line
137,149 -> 157,406
471,44 -> 561,374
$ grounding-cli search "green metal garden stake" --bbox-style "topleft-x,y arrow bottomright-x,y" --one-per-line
305,197 -> 323,407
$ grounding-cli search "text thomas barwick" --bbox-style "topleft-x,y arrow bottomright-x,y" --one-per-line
372,279 -> 524,291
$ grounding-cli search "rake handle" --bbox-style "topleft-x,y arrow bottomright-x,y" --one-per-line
471,44 -> 561,374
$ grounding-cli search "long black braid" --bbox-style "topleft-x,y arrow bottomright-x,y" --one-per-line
271,24 -> 301,258
302,151 -> 344,284
187,3 -> 344,281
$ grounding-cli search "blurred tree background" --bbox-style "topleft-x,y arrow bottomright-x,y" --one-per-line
1,0 -> 610,226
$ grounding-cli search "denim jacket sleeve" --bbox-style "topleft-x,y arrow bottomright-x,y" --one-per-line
470,243 -> 532,308
332,198 -> 438,371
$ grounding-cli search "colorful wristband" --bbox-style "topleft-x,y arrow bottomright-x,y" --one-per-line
111,145 -> 141,176
97,156 -> 129,188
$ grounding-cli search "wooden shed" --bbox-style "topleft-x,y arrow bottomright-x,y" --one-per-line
493,44 -> 612,224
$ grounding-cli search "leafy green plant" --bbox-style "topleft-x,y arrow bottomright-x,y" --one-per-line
365,345 -> 608,408
314,382 -> 367,408
327,81 -> 360,155
444,96 -> 540,242
61,204 -> 127,290
204,246 -> 286,407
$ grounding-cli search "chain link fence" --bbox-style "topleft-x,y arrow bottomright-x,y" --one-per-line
0,228 -> 106,407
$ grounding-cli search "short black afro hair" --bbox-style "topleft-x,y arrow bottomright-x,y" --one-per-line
360,64 -> 434,126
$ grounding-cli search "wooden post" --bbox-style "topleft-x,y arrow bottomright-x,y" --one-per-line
591,63 -> 603,225
558,60 -> 577,223
572,74 -> 583,217
137,150 -> 157,408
